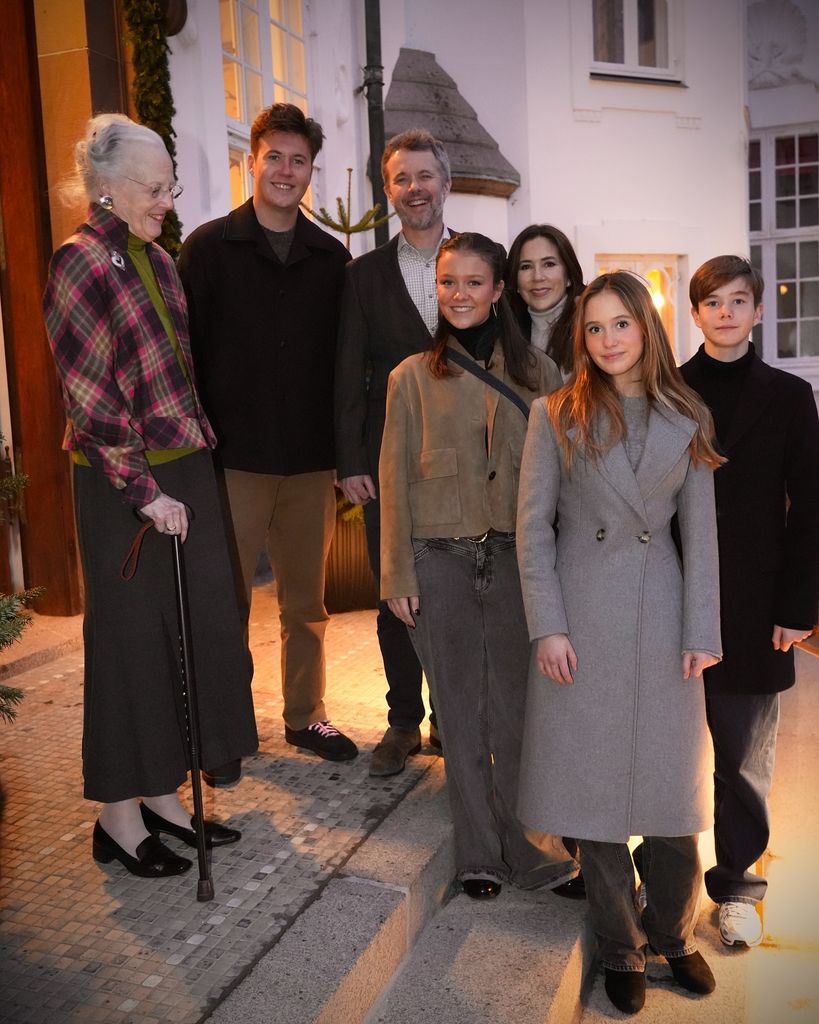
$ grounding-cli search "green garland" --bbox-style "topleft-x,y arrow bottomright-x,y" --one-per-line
122,0 -> 183,257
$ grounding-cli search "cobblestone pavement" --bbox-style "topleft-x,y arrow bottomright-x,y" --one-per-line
0,585 -> 436,1024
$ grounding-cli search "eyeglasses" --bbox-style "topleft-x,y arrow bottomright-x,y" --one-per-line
123,176 -> 184,200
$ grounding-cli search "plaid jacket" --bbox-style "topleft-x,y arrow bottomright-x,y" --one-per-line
43,206 -> 216,509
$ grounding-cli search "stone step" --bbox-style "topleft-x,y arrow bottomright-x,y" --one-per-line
363,872 -> 594,1024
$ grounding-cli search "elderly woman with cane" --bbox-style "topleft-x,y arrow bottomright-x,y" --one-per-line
43,114 -> 258,878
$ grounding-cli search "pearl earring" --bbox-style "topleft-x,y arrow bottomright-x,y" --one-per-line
98,195 -> 114,210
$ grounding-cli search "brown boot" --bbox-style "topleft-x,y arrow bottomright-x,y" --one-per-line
369,726 -> 422,777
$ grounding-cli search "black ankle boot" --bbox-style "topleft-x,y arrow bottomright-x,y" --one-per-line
604,968 -> 646,1014
666,951 -> 715,994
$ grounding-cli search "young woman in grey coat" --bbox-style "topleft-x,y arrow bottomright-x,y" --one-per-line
516,272 -> 724,1015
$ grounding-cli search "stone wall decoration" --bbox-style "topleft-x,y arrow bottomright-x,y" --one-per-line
747,0 -> 819,91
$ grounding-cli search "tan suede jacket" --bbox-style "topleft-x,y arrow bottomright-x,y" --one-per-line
379,340 -> 561,599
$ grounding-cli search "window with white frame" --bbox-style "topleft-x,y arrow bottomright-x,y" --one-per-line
749,128 -> 819,363
591,0 -> 681,82
220,0 -> 309,209
595,255 -> 684,358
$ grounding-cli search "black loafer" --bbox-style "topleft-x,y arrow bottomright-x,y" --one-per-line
202,758 -> 242,788
551,871 -> 586,900
667,951 -> 715,994
604,968 -> 646,1014
92,820 -> 192,878
461,878 -> 502,899
140,803 -> 241,848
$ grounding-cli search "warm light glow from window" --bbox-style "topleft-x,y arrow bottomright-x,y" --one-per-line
647,268 -> 665,310
779,284 -> 789,295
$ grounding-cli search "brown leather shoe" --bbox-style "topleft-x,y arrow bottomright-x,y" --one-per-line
369,726 -> 422,777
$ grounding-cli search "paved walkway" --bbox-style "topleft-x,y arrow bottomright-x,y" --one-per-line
0,585 -> 436,1024
1,583 -> 818,1023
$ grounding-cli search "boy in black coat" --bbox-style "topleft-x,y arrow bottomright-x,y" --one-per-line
681,255 -> 819,947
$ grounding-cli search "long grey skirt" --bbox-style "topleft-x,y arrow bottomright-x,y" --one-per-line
73,450 -> 258,802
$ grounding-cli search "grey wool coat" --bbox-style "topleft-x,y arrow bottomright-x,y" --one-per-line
515,398 -> 722,843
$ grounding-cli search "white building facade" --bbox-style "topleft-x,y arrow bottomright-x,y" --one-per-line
168,0 -> 818,384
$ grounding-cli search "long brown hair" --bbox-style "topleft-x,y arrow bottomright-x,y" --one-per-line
504,224 -> 585,373
427,232 -> 539,390
548,272 -> 724,470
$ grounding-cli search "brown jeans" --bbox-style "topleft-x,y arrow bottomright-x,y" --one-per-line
224,468 -> 335,731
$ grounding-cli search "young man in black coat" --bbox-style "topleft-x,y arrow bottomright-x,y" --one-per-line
681,255 -> 819,947
178,104 -> 357,771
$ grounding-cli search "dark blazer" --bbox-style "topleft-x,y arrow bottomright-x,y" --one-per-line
681,347 -> 819,694
178,202 -> 350,475
335,233 -> 447,481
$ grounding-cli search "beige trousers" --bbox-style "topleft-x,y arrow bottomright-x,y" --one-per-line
224,468 -> 336,730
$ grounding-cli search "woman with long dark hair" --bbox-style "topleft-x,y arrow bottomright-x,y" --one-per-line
378,232 -> 573,899
504,224 -> 585,375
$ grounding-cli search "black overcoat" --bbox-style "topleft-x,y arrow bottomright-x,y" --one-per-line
334,234 -> 450,481
178,202 -> 350,475
681,348 -> 819,694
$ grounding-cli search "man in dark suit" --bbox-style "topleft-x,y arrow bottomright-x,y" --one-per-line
335,129 -> 452,775
682,255 -> 819,948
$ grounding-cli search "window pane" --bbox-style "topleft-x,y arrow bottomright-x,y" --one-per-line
290,37 -> 306,93
801,241 -> 819,278
749,139 -> 760,169
777,200 -> 796,229
593,0 -> 624,63
242,6 -> 261,67
229,146 -> 248,209
245,69 -> 263,121
269,0 -> 284,21
221,0 -> 239,55
750,204 -> 761,232
223,58 -> 242,120
801,319 -> 819,356
777,282 -> 796,318
777,243 -> 796,278
776,168 -> 795,197
271,23 -> 287,78
274,81 -> 288,103
800,197 -> 819,226
637,0 -> 668,68
750,245 -> 762,269
799,167 -> 818,196
288,0 -> 303,35
798,134 -> 818,163
752,321 -> 763,349
777,321 -> 796,357
775,136 -> 795,165
801,280 -> 819,318
749,170 -> 761,201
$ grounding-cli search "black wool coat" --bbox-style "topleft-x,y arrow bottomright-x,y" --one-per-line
681,347 -> 819,694
178,202 -> 350,475
334,234 -> 444,482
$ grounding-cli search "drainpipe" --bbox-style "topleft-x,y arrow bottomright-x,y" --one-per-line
362,0 -> 389,246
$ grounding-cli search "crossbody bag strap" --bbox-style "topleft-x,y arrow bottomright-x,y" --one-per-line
444,346 -> 530,421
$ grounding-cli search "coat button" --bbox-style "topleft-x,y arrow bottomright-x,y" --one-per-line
638,530 -> 651,544
596,528 -> 606,541
488,470 -> 496,480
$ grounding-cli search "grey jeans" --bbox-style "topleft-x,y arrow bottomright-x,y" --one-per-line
409,533 -> 575,887
581,834 -> 702,971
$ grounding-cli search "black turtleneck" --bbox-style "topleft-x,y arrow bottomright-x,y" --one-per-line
446,315 -> 499,366
693,342 -> 756,445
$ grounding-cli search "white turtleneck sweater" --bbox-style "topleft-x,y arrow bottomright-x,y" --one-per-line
527,294 -> 568,353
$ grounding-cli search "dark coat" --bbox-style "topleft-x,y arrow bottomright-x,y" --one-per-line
178,202 -> 350,475
334,234 -> 444,481
681,348 -> 819,694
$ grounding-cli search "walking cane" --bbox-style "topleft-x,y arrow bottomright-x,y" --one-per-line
121,520 -> 215,901
171,533 -> 215,902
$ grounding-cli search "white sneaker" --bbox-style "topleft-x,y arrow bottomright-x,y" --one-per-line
719,901 -> 763,947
